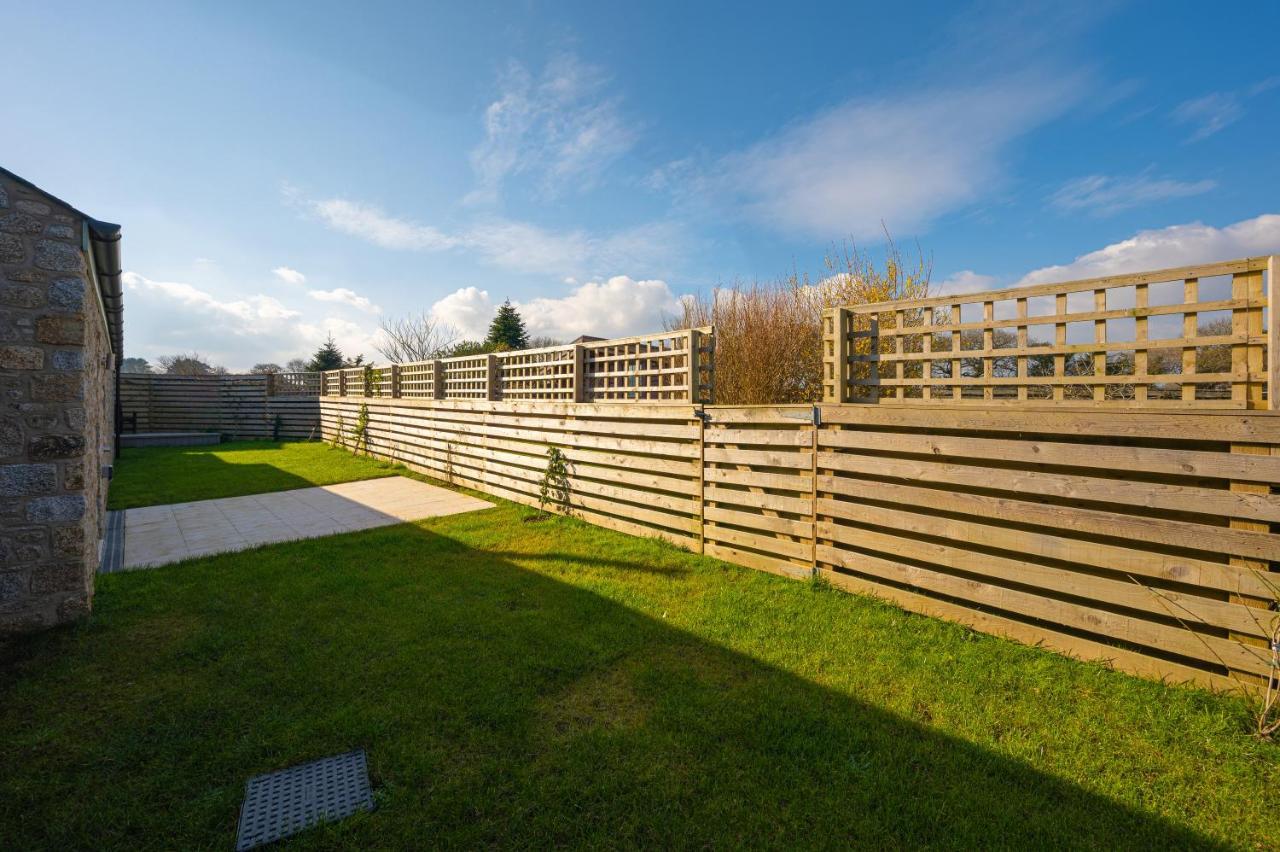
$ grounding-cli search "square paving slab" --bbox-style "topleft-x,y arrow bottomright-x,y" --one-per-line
118,477 -> 491,570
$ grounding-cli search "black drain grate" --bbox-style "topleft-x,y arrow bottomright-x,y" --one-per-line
235,750 -> 373,851
98,511 -> 124,574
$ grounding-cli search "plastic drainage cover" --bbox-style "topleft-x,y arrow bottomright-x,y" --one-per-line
235,750 -> 373,851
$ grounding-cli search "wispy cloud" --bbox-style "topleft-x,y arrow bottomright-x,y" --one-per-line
1171,93 -> 1243,142
272,266 -> 306,285
1049,171 -> 1216,216
712,73 -> 1083,240
308,287 -> 380,314
310,198 -> 459,251
468,54 -> 634,203
1171,76 -> 1279,142
297,191 -> 680,279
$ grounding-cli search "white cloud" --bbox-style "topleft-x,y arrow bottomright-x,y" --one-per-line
469,54 -> 634,203
122,271 -> 379,372
425,276 -> 683,342
1017,213 -> 1280,285
310,198 -> 458,251
935,270 -> 999,297
1049,172 -> 1216,216
300,190 -> 680,279
272,266 -> 307,285
518,276 -> 682,340
715,74 -> 1082,240
123,272 -> 301,331
1172,93 -> 1243,142
429,286 -> 494,340
308,287 -> 381,314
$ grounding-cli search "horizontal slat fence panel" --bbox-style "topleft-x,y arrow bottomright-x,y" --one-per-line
320,398 -> 703,549
120,374 -> 321,439
814,402 -> 1279,692
823,256 -> 1276,408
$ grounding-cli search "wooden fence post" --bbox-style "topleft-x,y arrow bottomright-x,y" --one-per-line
1228,442 -> 1275,687
572,344 -> 586,403
486,353 -> 500,401
390,364 -> 402,399
431,360 -> 444,400
824,308 -> 851,403
1269,255 -> 1279,409
694,405 -> 705,554
686,329 -> 699,403
337,370 -> 347,397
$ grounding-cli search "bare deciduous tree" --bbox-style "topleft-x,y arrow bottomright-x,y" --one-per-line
157,352 -> 224,375
375,312 -> 459,363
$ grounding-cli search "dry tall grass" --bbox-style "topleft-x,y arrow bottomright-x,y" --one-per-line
668,237 -> 931,404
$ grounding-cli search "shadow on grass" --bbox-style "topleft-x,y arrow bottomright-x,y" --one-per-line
0,521 -> 1224,849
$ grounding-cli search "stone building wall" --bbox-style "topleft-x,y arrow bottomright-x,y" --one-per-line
0,171 -> 115,634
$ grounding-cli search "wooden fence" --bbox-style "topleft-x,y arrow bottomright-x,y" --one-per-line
321,328 -> 715,403
120,373 -> 321,439
824,256 -> 1279,407
319,396 -> 1280,693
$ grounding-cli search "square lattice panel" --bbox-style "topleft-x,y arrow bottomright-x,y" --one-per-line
235,750 -> 374,850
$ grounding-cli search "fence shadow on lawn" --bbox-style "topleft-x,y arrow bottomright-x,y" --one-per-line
0,520 -> 1223,849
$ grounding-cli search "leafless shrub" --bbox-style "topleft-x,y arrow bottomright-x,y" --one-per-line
157,352 -> 225,375
1139,571 -> 1280,739
375,312 -> 459,363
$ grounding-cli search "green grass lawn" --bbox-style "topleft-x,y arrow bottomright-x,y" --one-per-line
107,440 -> 398,509
3,445 -> 1277,849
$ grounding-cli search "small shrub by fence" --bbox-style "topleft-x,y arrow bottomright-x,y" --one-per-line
120,373 -> 320,439
321,328 -> 715,403
824,256 -> 1278,407
320,395 -> 1280,694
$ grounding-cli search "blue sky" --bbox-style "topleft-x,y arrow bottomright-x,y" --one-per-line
7,0 -> 1279,370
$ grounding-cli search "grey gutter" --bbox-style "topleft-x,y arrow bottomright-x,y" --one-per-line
86,217 -> 123,365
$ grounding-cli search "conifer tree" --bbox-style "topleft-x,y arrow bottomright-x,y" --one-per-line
307,334 -> 345,372
485,300 -> 529,351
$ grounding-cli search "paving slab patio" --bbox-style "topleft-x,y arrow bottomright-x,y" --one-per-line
116,477 -> 492,570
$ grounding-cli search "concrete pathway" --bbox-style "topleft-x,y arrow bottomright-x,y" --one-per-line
114,477 -> 491,571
